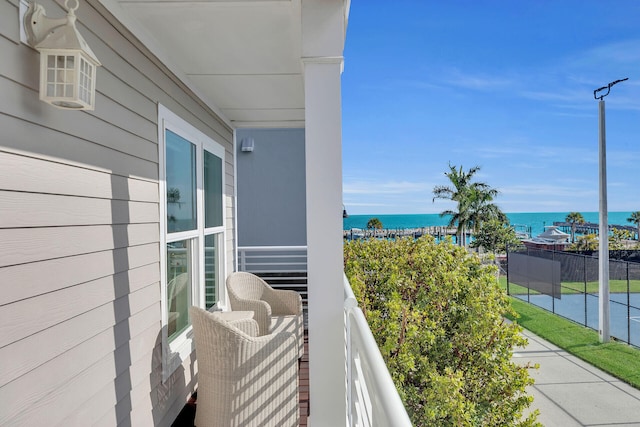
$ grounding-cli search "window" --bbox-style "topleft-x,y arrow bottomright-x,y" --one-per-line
159,105 -> 226,380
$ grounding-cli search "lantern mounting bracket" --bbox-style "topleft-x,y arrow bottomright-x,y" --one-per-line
24,1 -> 77,48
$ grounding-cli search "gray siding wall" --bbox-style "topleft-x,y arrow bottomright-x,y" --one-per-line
0,0 -> 235,425
236,129 -> 307,247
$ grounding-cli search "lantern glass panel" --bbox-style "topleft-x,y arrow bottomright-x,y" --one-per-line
79,56 -> 93,105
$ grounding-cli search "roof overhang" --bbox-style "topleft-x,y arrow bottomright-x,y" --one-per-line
97,0 -> 349,129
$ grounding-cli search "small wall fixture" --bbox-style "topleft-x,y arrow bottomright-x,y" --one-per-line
24,0 -> 101,110
240,137 -> 255,152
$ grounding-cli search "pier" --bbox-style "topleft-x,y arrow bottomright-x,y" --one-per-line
344,222 -> 639,242
343,226 -> 462,241
553,221 -> 638,239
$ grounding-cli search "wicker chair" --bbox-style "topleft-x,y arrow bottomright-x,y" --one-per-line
226,271 -> 305,358
189,307 -> 299,427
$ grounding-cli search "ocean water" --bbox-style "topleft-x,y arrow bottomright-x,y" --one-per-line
343,212 -> 636,238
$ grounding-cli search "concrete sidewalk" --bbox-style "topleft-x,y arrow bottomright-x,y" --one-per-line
514,329 -> 640,426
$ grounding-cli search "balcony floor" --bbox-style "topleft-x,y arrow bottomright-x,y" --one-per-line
172,332 -> 310,426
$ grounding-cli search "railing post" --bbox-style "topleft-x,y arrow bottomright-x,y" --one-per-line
345,309 -> 353,427
239,248 -> 246,271
344,305 -> 356,426
344,274 -> 358,427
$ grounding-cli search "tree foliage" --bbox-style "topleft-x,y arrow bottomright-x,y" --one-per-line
433,164 -> 504,247
565,212 -> 585,243
610,228 -> 634,250
569,233 -> 598,251
366,217 -> 383,230
471,219 -> 522,254
344,237 -> 539,426
627,211 -> 640,241
569,229 -> 635,251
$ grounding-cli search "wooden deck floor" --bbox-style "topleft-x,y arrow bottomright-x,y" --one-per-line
172,332 -> 310,426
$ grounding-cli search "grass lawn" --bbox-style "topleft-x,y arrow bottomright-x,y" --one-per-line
499,276 -> 640,295
506,296 -> 640,389
564,280 -> 640,294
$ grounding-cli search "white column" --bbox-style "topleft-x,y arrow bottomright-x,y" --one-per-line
304,56 -> 345,426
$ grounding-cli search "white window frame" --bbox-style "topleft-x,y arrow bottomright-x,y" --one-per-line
158,104 -> 226,382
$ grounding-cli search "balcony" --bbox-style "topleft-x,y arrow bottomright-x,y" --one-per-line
174,246 -> 412,426
239,246 -> 411,426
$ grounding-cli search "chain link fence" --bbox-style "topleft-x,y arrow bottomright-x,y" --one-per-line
506,246 -> 640,347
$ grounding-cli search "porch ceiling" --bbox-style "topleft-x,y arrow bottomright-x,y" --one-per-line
106,0 -> 305,128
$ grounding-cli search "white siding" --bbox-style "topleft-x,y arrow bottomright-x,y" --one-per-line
0,0 -> 235,425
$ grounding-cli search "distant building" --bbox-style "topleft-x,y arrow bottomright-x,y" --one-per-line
522,226 -> 571,251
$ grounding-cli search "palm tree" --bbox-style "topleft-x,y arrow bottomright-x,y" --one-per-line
627,211 -> 640,241
565,212 -> 585,243
433,164 -> 502,246
466,185 -> 505,233
366,217 -> 383,230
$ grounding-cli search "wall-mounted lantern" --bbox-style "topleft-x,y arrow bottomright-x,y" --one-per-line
24,0 -> 101,110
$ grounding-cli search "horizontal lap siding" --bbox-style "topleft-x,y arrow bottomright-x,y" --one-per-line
0,262 -> 159,348
0,152 -> 159,202
0,262 -> 160,384
0,191 -> 159,227
0,223 -> 159,268
0,243 -> 159,305
0,0 -> 19,45
0,0 -> 234,426
0,286 -> 160,425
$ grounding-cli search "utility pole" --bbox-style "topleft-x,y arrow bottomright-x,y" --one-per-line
593,77 -> 628,343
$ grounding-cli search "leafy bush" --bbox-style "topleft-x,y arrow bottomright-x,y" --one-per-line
344,236 -> 539,426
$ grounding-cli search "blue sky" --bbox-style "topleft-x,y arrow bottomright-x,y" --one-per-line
341,1 -> 640,215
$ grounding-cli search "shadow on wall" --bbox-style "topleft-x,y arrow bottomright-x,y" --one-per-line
152,328 -> 196,426
112,173 -> 133,426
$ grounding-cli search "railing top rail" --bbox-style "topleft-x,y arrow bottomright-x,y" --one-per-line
238,245 -> 308,251
343,273 -> 358,309
241,254 -> 307,258
242,261 -> 307,265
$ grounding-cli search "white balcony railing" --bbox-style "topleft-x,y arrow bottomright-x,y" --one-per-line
237,245 -> 308,308
237,246 -> 412,427
344,275 -> 413,427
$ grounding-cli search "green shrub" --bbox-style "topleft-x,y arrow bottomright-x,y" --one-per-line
344,236 -> 539,426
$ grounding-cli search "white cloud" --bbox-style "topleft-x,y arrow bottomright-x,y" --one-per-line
343,202 -> 391,207
501,184 -> 597,198
343,180 -> 431,195
575,40 -> 640,66
442,68 -> 514,91
519,88 -> 588,104
472,142 -> 598,166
